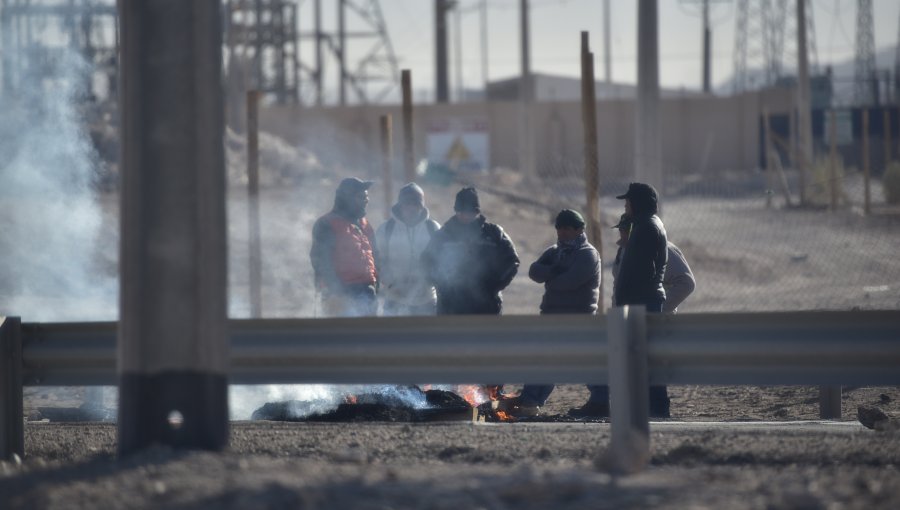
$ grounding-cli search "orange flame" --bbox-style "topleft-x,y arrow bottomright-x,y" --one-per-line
494,410 -> 515,422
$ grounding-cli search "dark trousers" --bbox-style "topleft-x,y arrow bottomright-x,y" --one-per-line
521,297 -> 669,414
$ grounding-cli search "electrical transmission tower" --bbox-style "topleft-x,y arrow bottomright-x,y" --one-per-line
733,0 -> 818,94
296,0 -> 399,106
854,0 -> 877,106
0,0 -> 118,99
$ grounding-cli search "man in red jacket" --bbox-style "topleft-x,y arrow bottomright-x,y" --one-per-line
310,177 -> 379,317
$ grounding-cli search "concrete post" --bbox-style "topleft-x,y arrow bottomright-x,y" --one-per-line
828,109 -> 838,210
117,0 -> 229,454
0,317 -> 24,460
608,305 -> 650,474
635,0 -> 662,192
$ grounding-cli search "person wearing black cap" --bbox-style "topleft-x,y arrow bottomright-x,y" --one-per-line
421,186 -> 519,315
506,209 -> 601,417
611,213 -> 695,314
375,183 -> 441,316
310,177 -> 379,317
602,182 -> 672,418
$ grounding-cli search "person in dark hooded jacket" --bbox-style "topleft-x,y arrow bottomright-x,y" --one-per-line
613,182 -> 668,310
609,182 -> 671,418
310,177 -> 379,317
421,187 -> 519,315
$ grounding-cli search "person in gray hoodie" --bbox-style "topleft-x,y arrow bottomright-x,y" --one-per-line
375,183 -> 440,316
508,209 -> 601,417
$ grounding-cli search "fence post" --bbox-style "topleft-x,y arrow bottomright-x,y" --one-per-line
581,32 -> 604,313
0,317 -> 24,460
863,109 -> 871,216
828,109 -> 838,211
247,89 -> 262,318
819,386 -> 842,420
380,114 -> 394,220
608,305 -> 650,473
401,70 -> 415,183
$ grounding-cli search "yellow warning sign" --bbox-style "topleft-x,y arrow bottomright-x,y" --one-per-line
444,136 -> 472,168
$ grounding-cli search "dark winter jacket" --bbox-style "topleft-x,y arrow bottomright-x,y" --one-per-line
421,215 -> 519,314
614,213 -> 667,307
528,233 -> 600,314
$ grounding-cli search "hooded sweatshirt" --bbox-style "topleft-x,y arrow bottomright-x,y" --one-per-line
375,204 -> 440,306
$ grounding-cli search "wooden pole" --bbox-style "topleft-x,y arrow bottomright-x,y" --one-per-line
380,114 -> 394,221
863,109 -> 871,215
884,108 -> 892,170
401,69 -> 415,183
763,107 -> 774,209
796,0 -> 812,205
118,0 -> 229,454
0,317 -> 23,460
580,32 -> 604,312
828,109 -> 838,210
247,90 -> 262,318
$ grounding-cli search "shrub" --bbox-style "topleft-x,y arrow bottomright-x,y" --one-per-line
884,161 -> 900,204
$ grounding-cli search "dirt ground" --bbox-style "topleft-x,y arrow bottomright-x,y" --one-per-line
9,141 -> 900,508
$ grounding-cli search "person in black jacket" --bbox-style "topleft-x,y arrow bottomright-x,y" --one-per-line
421,187 -> 519,315
587,181 -> 671,418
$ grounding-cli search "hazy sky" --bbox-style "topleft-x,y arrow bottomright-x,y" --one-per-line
313,0 -> 900,99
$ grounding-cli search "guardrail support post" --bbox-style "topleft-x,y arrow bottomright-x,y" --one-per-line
0,317 -> 24,460
118,0 -> 229,454
608,305 -> 650,473
818,385 -> 842,420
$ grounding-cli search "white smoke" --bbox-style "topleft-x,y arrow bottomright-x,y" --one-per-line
229,384 -> 431,421
0,49 -> 116,322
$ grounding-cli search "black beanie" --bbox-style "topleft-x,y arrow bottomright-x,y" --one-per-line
554,209 -> 586,229
454,187 -> 480,213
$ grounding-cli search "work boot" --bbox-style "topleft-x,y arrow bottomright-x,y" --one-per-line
567,401 -> 609,418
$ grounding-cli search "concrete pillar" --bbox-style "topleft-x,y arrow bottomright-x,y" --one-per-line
117,0 -> 229,454
635,0 -> 662,191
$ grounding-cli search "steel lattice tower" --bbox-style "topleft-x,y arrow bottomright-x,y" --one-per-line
734,0 -> 818,93
855,0 -> 876,105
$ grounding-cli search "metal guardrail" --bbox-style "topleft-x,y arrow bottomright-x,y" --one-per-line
3,310 -> 900,463
16,311 -> 900,386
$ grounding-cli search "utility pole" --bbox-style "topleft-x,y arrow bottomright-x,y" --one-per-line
796,0 -> 813,205
435,0 -> 450,103
519,0 -> 535,179
481,0 -> 488,92
702,0 -> 711,93
315,0 -> 323,106
636,0 -> 662,191
855,0 -> 876,106
338,0 -> 346,105
604,0 -> 612,83
454,2 -> 463,101
681,0 -> 726,93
